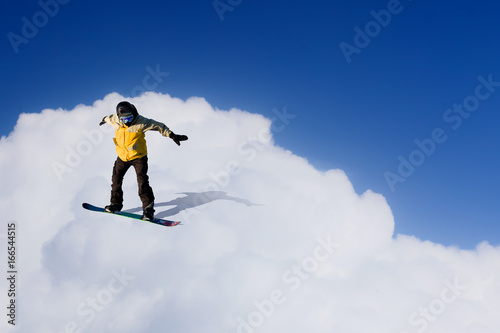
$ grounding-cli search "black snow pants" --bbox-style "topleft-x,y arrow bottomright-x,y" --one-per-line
110,155 -> 155,210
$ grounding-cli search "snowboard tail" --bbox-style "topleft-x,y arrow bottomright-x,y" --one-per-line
82,203 -> 181,227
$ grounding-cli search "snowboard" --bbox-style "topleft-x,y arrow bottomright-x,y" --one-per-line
82,203 -> 181,227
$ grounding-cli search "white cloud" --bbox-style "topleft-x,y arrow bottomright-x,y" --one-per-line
1,92 -> 499,333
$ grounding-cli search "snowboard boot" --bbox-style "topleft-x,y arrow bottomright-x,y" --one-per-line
141,207 -> 155,221
105,204 -> 122,214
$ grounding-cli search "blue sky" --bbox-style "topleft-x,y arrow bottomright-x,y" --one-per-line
2,0 -> 500,249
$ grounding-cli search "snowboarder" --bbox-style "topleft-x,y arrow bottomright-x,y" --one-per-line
99,101 -> 188,221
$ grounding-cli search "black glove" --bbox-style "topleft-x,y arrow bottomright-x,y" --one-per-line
170,133 -> 188,146
99,116 -> 106,126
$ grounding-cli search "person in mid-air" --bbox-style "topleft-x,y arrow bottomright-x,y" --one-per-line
99,101 -> 188,221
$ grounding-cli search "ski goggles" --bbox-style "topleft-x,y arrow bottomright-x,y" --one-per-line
120,114 -> 134,124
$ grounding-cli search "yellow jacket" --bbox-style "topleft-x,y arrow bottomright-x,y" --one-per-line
103,114 -> 172,162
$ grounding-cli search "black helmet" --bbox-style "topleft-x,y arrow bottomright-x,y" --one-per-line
116,101 -> 138,125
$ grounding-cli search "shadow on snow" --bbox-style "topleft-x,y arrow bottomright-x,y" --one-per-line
122,191 -> 260,219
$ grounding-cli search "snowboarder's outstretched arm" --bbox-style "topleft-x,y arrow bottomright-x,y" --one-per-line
99,114 -> 188,146
99,114 -> 119,129
141,117 -> 188,146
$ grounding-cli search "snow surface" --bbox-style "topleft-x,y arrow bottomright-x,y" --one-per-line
1,92 -> 499,333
